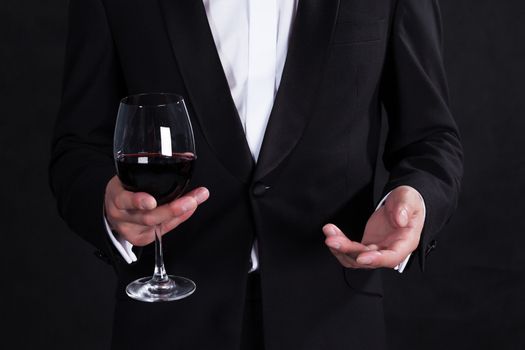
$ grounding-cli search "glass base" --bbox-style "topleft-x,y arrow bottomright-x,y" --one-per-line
126,275 -> 196,302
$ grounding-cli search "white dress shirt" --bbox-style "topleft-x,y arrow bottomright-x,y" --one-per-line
106,0 -> 418,273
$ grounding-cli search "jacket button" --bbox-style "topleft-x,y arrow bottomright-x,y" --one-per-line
252,182 -> 271,197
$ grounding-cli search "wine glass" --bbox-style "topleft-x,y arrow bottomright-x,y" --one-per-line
114,93 -> 197,302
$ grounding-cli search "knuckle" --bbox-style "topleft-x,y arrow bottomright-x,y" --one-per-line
386,261 -> 398,269
188,197 -> 198,208
173,198 -> 197,215
113,196 -> 125,210
131,236 -> 145,246
173,216 -> 184,227
129,235 -> 147,247
126,235 -> 140,246
168,201 -> 183,215
160,221 -> 176,234
342,261 -> 355,268
338,255 -> 355,268
137,231 -> 155,246
130,196 -> 140,210
141,214 -> 158,227
181,208 -> 196,221
126,229 -> 151,246
105,205 -> 120,220
113,222 -> 130,236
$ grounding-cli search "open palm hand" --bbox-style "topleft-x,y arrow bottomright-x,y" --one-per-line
323,186 -> 425,269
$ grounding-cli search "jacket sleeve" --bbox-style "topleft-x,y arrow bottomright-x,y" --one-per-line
49,0 -> 125,264
380,0 -> 463,270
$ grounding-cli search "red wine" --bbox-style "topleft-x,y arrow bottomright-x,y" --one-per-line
116,152 -> 195,205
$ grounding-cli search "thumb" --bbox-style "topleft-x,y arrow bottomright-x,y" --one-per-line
385,186 -> 425,229
392,205 -> 409,228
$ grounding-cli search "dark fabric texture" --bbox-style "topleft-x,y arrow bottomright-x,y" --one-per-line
240,272 -> 265,350
49,0 -> 463,349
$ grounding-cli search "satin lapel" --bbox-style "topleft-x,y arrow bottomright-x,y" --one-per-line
254,0 -> 340,181
159,0 -> 254,183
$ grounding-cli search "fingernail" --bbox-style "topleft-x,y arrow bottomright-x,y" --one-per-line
328,241 -> 341,250
195,188 -> 209,204
326,226 -> 337,236
357,256 -> 373,264
141,198 -> 155,210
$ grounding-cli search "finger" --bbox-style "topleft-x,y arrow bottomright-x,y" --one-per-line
323,224 -> 365,244
322,223 -> 344,237
329,248 -> 359,268
114,190 -> 157,211
132,226 -> 157,246
137,187 -> 208,225
386,186 -> 424,229
385,200 -> 412,230
112,221 -> 156,247
105,198 -> 144,227
185,187 -> 210,205
395,206 -> 410,228
109,189 -> 208,244
168,195 -> 199,218
393,203 -> 424,229
324,224 -> 363,267
105,177 -> 137,211
324,231 -> 380,269
385,198 -> 411,229
105,175 -> 156,211
355,249 -> 404,269
125,196 -> 198,227
159,205 -> 198,235
325,236 -> 370,257
355,238 -> 413,268
144,191 -> 204,236
323,224 -> 370,259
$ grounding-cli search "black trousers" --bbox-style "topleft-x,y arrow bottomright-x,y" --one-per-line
240,272 -> 265,350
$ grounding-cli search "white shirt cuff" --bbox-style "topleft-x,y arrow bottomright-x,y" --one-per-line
103,213 -> 137,264
375,188 -> 426,273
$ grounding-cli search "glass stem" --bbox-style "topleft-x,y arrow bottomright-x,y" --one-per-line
152,225 -> 169,283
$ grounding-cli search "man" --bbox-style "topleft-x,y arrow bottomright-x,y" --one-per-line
50,0 -> 463,349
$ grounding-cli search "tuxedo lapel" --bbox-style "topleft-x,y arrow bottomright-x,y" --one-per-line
254,0 -> 340,182
159,0 -> 254,183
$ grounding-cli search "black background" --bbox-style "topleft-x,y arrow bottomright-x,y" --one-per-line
2,0 -> 524,349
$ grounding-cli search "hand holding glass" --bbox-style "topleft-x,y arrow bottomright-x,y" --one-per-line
113,93 -> 197,302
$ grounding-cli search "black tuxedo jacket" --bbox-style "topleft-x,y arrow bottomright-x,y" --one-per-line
50,0 -> 463,349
